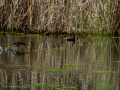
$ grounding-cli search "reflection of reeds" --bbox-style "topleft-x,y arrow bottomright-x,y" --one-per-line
0,35 -> 120,89
0,0 -> 117,34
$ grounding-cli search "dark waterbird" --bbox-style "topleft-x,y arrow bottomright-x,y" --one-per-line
67,37 -> 75,42
13,42 -> 26,47
13,42 -> 27,55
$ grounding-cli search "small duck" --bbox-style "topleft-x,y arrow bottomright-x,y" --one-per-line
13,42 -> 26,47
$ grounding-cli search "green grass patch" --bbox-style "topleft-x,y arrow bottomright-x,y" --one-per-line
91,71 -> 116,73
44,67 -> 68,71
77,43 -> 96,46
6,64 -> 14,67
23,65 -> 69,71
77,43 -> 85,46
112,36 -> 120,38
25,83 -> 77,89
33,50 -> 38,52
58,35 -> 64,36
44,59 -> 50,60
23,34 -> 41,37
113,61 -> 120,63
15,36 -> 23,37
64,64 -> 81,66
102,85 -> 114,88
50,57 -> 63,59
113,45 -> 120,46
16,69 -> 26,71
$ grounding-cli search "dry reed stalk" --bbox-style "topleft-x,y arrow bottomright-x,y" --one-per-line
0,0 -> 116,34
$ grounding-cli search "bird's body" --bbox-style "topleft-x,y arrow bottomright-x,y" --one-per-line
13,42 -> 26,47
13,42 -> 26,54
67,37 -> 75,41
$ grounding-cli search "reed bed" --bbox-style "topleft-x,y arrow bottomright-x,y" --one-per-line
0,0 -> 117,34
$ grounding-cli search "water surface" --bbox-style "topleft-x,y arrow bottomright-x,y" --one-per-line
0,34 -> 119,90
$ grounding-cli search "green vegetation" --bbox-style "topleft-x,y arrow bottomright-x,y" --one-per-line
64,64 -> 81,66
6,64 -> 69,71
50,57 -> 63,59
0,0 -> 117,35
113,61 -> 120,63
24,83 -> 77,89
91,70 -> 116,73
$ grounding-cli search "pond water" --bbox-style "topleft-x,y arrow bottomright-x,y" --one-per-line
0,33 -> 120,90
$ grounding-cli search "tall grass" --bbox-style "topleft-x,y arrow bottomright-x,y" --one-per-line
0,0 -> 117,34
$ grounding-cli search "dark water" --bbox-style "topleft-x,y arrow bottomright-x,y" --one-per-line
0,33 -> 120,90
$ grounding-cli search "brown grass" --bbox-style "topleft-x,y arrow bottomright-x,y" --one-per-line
0,0 -> 118,34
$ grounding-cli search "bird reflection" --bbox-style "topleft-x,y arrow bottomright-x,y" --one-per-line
12,42 -> 26,55
13,42 -> 26,47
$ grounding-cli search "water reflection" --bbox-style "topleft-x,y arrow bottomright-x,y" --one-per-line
0,34 -> 119,90
0,45 -> 3,54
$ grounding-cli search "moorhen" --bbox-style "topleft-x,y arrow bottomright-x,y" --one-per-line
13,42 -> 26,54
13,42 -> 26,47
67,37 -> 75,41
